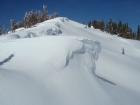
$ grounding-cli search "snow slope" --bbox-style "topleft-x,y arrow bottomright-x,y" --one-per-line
0,17 -> 140,105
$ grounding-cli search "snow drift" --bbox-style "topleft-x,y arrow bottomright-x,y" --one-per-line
0,36 -> 101,105
0,17 -> 140,105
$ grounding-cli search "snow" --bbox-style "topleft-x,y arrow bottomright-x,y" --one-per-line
0,17 -> 140,105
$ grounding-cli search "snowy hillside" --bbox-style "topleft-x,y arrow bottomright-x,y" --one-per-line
0,17 -> 140,105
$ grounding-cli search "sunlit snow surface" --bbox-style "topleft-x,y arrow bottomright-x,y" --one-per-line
0,17 -> 140,105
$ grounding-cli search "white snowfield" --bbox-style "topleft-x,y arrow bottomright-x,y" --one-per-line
0,17 -> 140,105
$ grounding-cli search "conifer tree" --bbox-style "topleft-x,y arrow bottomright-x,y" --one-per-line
106,18 -> 117,34
112,22 -> 117,34
0,28 -> 2,35
88,21 -> 92,28
122,23 -> 127,38
92,20 -> 99,29
0,22 -> 2,35
128,27 -> 132,39
36,10 -> 42,23
3,25 -> 6,35
99,20 -> 105,31
49,12 -> 58,19
41,5 -> 47,22
10,19 -> 16,33
122,23 -> 132,39
24,12 -> 30,28
117,20 -> 123,36
132,32 -> 136,39
105,23 -> 109,33
107,18 -> 114,34
137,25 -> 140,40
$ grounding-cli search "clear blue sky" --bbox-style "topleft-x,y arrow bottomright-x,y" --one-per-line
0,0 -> 140,32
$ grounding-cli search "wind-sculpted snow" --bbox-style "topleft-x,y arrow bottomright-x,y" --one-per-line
46,26 -> 62,35
60,17 -> 69,22
65,37 -> 101,73
25,32 -> 37,38
55,23 -> 61,27
6,34 -> 20,40
0,18 -> 65,42
0,17 -> 140,105
0,17 -> 74,42
78,38 -> 101,60
0,36 -> 102,105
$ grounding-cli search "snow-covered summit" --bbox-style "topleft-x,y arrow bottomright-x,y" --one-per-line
0,17 -> 140,105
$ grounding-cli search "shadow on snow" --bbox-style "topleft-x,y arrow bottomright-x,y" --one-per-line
0,54 -> 14,66
96,75 -> 116,85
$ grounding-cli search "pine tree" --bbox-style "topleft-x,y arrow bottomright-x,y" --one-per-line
123,23 -> 132,39
107,18 -> 114,34
99,20 -> 105,31
88,21 -> 92,28
10,19 -> 16,33
0,28 -> 2,35
24,12 -> 30,28
41,5 -> 47,22
36,10 -> 42,23
132,32 -> 136,39
92,20 -> 99,29
105,23 -> 109,33
3,25 -> 6,35
0,22 -> 2,35
128,28 -> 133,39
50,12 -> 58,19
137,25 -> 140,40
117,21 -> 123,37
106,18 -> 118,34
122,23 -> 127,38
30,11 -> 38,25
112,22 -> 117,34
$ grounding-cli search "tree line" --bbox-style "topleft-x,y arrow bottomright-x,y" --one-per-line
0,5 -> 58,35
87,18 -> 140,41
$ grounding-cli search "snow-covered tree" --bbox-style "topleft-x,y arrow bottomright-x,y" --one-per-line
47,12 -> 58,20
41,5 -> 47,22
10,19 -> 16,33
